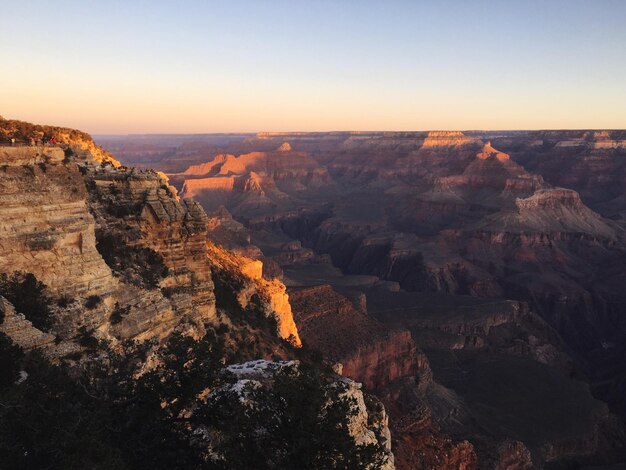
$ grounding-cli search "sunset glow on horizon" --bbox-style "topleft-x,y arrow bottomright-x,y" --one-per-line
2,0 -> 626,134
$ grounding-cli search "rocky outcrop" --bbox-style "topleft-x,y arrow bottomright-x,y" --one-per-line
207,360 -> 395,469
0,145 -> 220,348
391,406 -> 477,470
340,379 -> 395,469
205,242 -> 301,346
0,155 -> 118,298
0,117 -> 120,167
289,285 -> 428,389
86,166 -> 216,322
476,188 -> 617,238
205,206 -> 251,247
341,329 -> 426,390
0,146 -> 65,165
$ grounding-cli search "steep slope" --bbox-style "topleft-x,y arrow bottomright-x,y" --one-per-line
204,241 -> 301,346
288,284 -> 427,389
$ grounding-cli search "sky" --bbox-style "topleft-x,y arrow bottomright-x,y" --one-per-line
1,0 -> 626,134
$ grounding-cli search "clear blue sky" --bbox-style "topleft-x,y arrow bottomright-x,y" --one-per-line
1,0 -> 625,133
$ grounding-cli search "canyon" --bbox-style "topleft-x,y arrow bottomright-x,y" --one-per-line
0,118 -> 393,470
98,129 -> 626,468
1,118 -> 625,468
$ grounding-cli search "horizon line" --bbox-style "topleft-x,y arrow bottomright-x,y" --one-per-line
92,128 -> 626,137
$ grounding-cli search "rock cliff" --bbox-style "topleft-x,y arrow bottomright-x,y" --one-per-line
289,284 -> 428,389
0,137 -> 303,354
205,241 -> 301,346
0,120 -> 404,470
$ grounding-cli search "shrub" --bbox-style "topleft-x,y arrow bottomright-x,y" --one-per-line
0,272 -> 53,331
0,333 -> 23,389
110,303 -> 130,325
199,363 -> 386,469
85,295 -> 102,309
57,295 -> 73,308
0,323 -> 385,470
77,326 -> 98,349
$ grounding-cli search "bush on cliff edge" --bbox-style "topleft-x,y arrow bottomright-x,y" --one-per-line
0,272 -> 53,331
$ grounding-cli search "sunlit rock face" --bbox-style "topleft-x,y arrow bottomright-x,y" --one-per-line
171,147 -> 333,218
0,155 -> 117,298
205,241 -> 301,346
422,130 -> 480,148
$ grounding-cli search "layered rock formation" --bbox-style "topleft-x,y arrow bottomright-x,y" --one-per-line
172,146 -> 332,218
0,147 -> 211,350
0,137 -> 302,354
0,158 -> 117,298
87,166 -> 216,322
205,241 -> 301,346
288,284 -> 427,389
